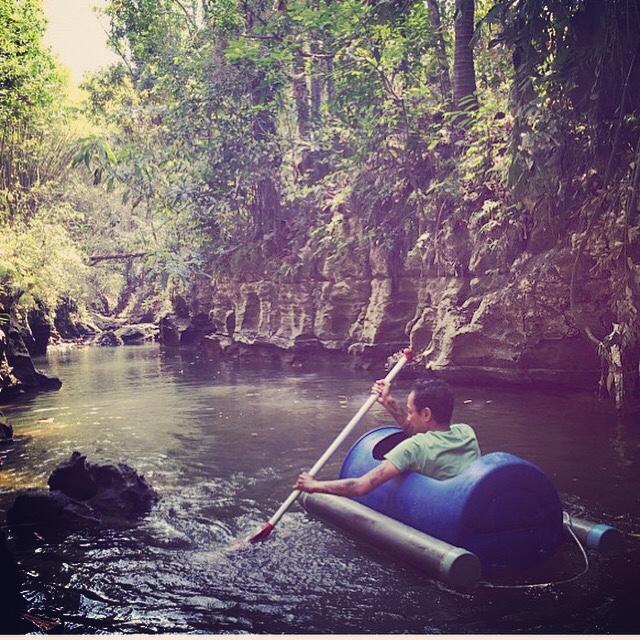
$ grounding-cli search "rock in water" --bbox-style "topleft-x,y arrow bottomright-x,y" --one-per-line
114,323 -> 159,345
7,490 -> 102,532
95,330 -> 124,347
47,451 -> 98,500
8,452 -> 159,535
48,452 -> 159,519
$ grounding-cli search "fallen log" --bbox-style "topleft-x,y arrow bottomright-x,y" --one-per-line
88,252 -> 147,265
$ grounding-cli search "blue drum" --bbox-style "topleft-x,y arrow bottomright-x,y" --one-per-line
340,426 -> 564,573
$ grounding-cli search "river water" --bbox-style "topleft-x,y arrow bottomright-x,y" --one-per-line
1,344 -> 639,633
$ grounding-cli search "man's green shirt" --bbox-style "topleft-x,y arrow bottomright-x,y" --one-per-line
384,423 -> 480,480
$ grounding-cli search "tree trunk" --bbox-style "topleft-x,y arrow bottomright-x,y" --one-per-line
292,44 -> 310,139
453,0 -> 477,108
325,55 -> 335,111
250,88 -> 282,238
310,39 -> 322,122
276,0 -> 311,138
425,0 -> 451,103
88,252 -> 148,265
243,2 -> 282,239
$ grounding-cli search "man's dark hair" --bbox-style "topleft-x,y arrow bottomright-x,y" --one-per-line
411,379 -> 454,425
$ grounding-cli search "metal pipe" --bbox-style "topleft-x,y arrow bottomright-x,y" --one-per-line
301,492 -> 481,591
563,513 -> 624,553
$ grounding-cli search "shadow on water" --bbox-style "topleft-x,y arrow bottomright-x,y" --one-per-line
1,344 -> 640,633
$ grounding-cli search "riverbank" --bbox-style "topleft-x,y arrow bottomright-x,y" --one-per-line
0,295 -> 162,405
1,282 -> 634,422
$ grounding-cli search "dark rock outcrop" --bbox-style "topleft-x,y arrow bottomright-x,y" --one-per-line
159,308 -> 217,347
5,319 -> 62,391
7,452 -> 159,535
0,415 -> 13,443
53,297 -> 82,340
0,530 -> 27,633
0,326 -> 20,401
8,489 -> 102,532
95,330 -> 124,347
0,316 -> 61,400
158,314 -> 183,346
53,297 -> 98,341
48,451 -> 159,519
26,308 -> 52,356
115,323 -> 159,345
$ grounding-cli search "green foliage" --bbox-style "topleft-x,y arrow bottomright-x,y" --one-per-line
0,0 -> 636,404
0,0 -> 133,315
87,0 -> 465,261
0,207 -> 90,309
4,0 -> 635,336
0,0 -> 69,222
485,0 -> 640,205
71,135 -> 118,188
80,64 -> 137,127
0,0 -> 61,125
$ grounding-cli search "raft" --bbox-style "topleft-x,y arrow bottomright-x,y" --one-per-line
326,426 -> 565,574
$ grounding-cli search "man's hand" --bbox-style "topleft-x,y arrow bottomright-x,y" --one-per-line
294,472 -> 319,493
372,379 -> 392,406
372,379 -> 407,428
293,461 -> 401,498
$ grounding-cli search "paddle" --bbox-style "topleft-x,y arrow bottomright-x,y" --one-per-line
245,347 -> 413,543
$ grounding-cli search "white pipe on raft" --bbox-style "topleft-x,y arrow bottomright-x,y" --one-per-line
300,492 -> 481,591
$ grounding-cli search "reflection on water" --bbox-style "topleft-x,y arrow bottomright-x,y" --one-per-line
1,344 -> 639,633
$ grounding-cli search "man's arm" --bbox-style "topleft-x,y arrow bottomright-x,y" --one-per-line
294,460 -> 401,498
372,379 -> 407,427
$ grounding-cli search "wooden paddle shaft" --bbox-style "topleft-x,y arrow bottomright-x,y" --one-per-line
266,348 -> 412,528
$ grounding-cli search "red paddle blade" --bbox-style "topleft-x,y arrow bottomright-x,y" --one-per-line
247,521 -> 274,543
22,612 -> 60,632
224,522 -> 275,552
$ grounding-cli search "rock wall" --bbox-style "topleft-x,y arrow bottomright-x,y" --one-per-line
0,300 -> 64,401
163,217 -> 616,390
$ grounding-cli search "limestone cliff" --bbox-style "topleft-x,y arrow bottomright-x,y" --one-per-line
161,213 -> 621,391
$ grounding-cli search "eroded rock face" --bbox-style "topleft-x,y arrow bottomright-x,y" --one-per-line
178,226 -> 608,388
4,319 -> 62,392
158,301 -> 217,347
54,298 -> 98,341
26,308 -> 52,356
7,452 -> 159,535
415,252 -> 603,385
0,328 -> 22,401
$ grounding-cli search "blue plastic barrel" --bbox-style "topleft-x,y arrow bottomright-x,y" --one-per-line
340,426 -> 564,573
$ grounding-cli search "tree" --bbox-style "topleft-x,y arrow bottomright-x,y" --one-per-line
0,0 -> 62,219
425,0 -> 451,102
453,0 -> 477,108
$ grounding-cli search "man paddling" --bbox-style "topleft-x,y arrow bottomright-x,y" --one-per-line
294,378 -> 480,497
